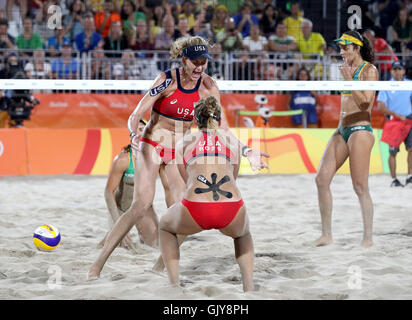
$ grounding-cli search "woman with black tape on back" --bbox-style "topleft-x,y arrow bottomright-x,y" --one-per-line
88,36 -> 268,279
160,96 -> 254,292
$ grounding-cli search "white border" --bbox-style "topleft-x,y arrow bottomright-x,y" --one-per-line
0,80 -> 411,91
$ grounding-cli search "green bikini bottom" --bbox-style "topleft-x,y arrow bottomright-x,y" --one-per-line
337,125 -> 373,143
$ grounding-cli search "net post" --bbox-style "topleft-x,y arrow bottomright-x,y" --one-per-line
303,110 -> 307,129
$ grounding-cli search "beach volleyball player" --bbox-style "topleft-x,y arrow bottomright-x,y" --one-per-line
98,119 -> 172,250
315,30 -> 379,248
88,36 -> 268,279
159,96 -> 254,292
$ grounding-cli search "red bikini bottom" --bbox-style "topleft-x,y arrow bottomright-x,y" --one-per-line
181,198 -> 244,230
140,137 -> 175,164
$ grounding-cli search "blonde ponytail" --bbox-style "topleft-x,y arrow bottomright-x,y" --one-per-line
194,96 -> 221,130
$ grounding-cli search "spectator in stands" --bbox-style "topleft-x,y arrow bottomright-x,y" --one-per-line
47,25 -> 71,57
297,19 -> 326,59
63,0 -> 86,41
326,42 -> 341,81
94,0 -> 121,38
31,0 -> 48,16
24,49 -> 52,79
242,23 -> 269,52
391,8 -> 412,53
103,21 -> 129,58
16,16 -> 43,57
90,48 -> 110,79
0,18 -> 16,55
51,40 -> 79,79
297,19 -> 326,80
217,0 -> 243,15
74,12 -> 104,54
268,21 -> 298,80
363,28 -> 398,80
250,0 -> 269,18
233,2 -> 259,38
286,67 -> 319,128
262,63 -> 276,80
173,17 -> 194,40
216,17 -> 243,53
191,1 -> 213,41
241,24 -> 268,79
6,0 -> 28,38
178,0 -> 196,30
120,0 -> 146,41
85,0 -> 104,14
150,2 -> 168,39
283,1 -> 304,42
129,19 -> 154,56
210,4 -> 228,39
259,4 -> 279,37
154,6 -> 175,70
110,49 -> 141,80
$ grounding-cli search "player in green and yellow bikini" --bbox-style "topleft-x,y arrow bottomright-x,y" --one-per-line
314,30 -> 379,248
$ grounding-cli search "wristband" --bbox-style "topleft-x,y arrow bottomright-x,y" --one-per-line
242,146 -> 252,157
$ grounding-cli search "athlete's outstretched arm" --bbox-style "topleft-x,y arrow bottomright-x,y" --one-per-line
207,80 -> 269,171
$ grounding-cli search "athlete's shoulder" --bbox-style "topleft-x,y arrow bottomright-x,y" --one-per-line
365,62 -> 378,70
149,69 -> 175,97
362,62 -> 379,80
201,73 -> 218,90
113,149 -> 130,169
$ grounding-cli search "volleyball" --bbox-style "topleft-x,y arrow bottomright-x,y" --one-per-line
33,225 -> 61,251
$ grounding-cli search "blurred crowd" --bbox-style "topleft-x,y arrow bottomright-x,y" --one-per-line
0,0 -> 411,81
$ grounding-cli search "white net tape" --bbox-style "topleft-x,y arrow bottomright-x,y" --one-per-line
0,79 -> 411,91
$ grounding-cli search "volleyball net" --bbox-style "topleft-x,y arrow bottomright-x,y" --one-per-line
0,78 -> 410,176
1,79 -> 411,91
0,78 -> 409,130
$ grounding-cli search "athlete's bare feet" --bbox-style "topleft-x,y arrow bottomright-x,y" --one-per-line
361,239 -> 373,248
152,255 -> 165,273
87,264 -> 101,280
314,235 -> 333,246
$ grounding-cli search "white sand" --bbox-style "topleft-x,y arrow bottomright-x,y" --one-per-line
0,174 -> 411,300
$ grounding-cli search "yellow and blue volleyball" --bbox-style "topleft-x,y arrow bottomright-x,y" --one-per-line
33,225 -> 61,251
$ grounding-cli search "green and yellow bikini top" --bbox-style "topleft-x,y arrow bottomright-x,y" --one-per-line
342,61 -> 369,96
123,146 -> 134,180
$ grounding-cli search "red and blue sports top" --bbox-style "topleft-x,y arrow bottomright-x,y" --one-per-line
184,131 -> 236,167
152,68 -> 201,122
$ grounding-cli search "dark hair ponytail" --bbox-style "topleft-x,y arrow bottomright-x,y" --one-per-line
344,30 -> 374,64
123,144 -> 131,152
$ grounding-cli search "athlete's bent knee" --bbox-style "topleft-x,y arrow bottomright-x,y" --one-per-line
315,173 -> 331,190
352,181 -> 368,196
129,200 -> 153,217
